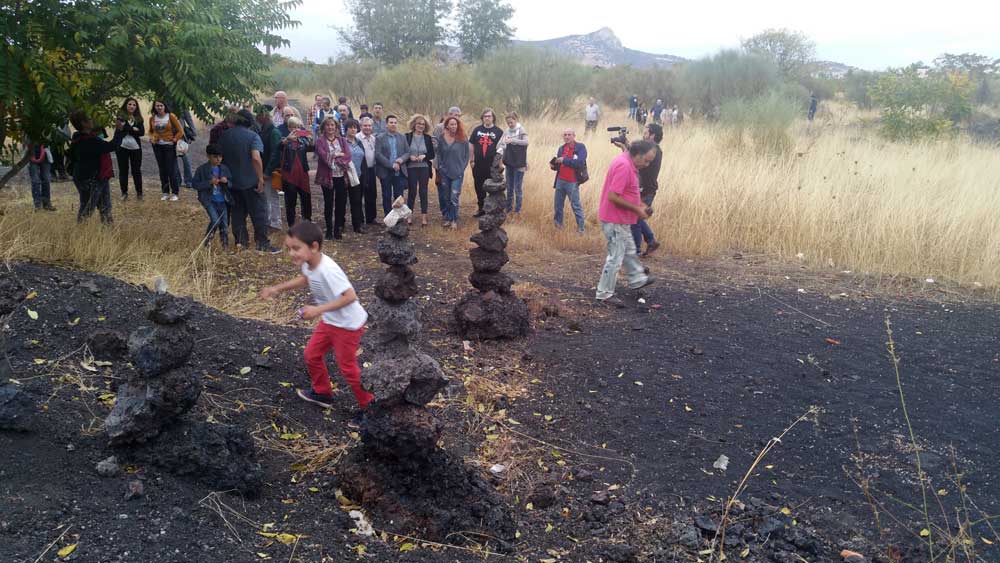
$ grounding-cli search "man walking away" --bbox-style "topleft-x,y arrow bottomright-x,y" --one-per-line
219,110 -> 281,254
808,93 -> 818,122
584,98 -> 601,134
595,140 -> 657,305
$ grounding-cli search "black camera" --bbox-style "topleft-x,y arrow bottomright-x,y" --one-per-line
608,126 -> 628,146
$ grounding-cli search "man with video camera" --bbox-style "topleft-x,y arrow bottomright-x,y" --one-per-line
611,123 -> 663,257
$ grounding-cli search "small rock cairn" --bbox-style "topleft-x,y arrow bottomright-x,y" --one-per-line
454,156 -> 530,339
338,220 -> 515,547
103,292 -> 262,493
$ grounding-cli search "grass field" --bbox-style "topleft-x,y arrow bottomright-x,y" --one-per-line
1,100 -> 996,313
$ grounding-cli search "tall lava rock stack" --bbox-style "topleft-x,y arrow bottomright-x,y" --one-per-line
338,221 -> 515,548
103,292 -> 262,493
453,157 -> 530,339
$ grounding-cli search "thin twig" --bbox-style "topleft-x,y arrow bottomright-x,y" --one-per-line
886,315 -> 934,559
764,291 -> 832,327
32,524 -> 72,563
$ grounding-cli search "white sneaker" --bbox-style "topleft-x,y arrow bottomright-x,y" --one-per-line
160,194 -> 169,201
169,195 -> 179,201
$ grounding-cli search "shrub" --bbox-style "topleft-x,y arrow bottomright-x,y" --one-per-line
719,90 -> 800,153
675,50 -> 783,118
590,65 -> 677,108
475,46 -> 590,117
369,58 -> 487,118
870,68 -> 973,140
844,69 -> 881,110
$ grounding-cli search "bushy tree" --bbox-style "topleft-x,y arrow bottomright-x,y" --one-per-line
369,58 -> 486,118
338,0 -> 453,65
720,91 -> 800,154
933,53 -> 999,105
675,50 -> 783,118
1,0 -> 298,186
870,68 -> 973,140
741,28 -> 816,78
454,0 -> 515,61
844,69 -> 881,110
475,46 -> 590,116
590,66 -> 677,110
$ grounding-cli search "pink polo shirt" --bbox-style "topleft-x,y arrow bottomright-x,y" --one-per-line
598,152 -> 641,225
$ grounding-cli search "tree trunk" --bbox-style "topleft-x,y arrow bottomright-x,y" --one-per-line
0,154 -> 30,190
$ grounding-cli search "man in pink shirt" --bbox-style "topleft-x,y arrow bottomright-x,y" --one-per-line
596,140 -> 658,304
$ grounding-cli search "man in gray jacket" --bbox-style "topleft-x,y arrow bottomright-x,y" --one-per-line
374,115 -> 408,215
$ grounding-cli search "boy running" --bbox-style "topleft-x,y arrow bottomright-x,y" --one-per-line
260,221 -> 374,427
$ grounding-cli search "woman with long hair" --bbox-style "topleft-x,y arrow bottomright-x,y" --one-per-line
434,116 -> 470,229
278,116 -> 313,227
343,119 -> 366,233
116,97 -> 144,200
405,114 -> 435,227
148,99 -> 184,200
313,116 -> 353,240
498,110 -> 529,216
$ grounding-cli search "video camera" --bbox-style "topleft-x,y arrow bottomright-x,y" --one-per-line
607,126 -> 629,146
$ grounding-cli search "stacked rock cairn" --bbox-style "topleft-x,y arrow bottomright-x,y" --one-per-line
103,290 -> 262,493
338,218 -> 515,547
454,154 -> 530,339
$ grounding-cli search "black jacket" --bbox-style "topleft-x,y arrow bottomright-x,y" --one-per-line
404,132 -> 435,163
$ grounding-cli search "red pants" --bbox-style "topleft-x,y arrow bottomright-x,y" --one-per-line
304,321 -> 373,409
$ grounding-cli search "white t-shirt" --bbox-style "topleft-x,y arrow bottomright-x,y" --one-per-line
301,255 -> 368,330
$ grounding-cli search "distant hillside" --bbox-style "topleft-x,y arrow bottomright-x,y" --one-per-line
512,27 -> 686,69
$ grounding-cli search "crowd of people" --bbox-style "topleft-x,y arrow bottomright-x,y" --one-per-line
31,90 -> 665,300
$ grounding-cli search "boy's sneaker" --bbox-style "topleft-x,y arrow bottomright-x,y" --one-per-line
169,194 -> 179,201
160,194 -> 170,201
296,388 -> 334,409
347,411 -> 365,429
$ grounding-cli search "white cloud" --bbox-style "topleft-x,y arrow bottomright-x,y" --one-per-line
275,0 -> 1000,70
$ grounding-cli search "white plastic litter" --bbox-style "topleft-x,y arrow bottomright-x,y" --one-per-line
712,454 -> 729,471
382,196 -> 412,227
349,510 -> 375,536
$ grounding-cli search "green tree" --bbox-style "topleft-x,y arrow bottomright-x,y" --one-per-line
476,46 -> 589,116
369,58 -> 486,118
675,49 -> 783,118
933,53 -> 999,105
741,28 -> 816,78
1,0 -> 299,187
844,69 -> 881,110
454,0 -> 515,61
870,68 -> 973,140
338,0 -> 453,65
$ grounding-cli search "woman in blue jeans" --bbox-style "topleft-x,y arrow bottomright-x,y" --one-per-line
499,111 -> 529,215
434,116 -> 470,229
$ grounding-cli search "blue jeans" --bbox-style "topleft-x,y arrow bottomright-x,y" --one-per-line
506,168 -> 524,212
631,219 -> 656,251
553,178 -> 585,232
204,200 -> 229,244
380,173 -> 406,215
442,176 -> 463,222
174,152 -> 193,187
29,160 -> 51,208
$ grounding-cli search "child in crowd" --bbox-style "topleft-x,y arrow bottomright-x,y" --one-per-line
67,110 -> 123,223
259,221 -> 373,427
26,138 -> 55,211
192,144 -> 233,249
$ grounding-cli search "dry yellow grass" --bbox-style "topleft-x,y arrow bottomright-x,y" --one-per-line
2,100 -> 996,312
505,105 -> 999,290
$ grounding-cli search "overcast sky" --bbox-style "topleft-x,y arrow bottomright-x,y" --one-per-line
278,0 -> 999,70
